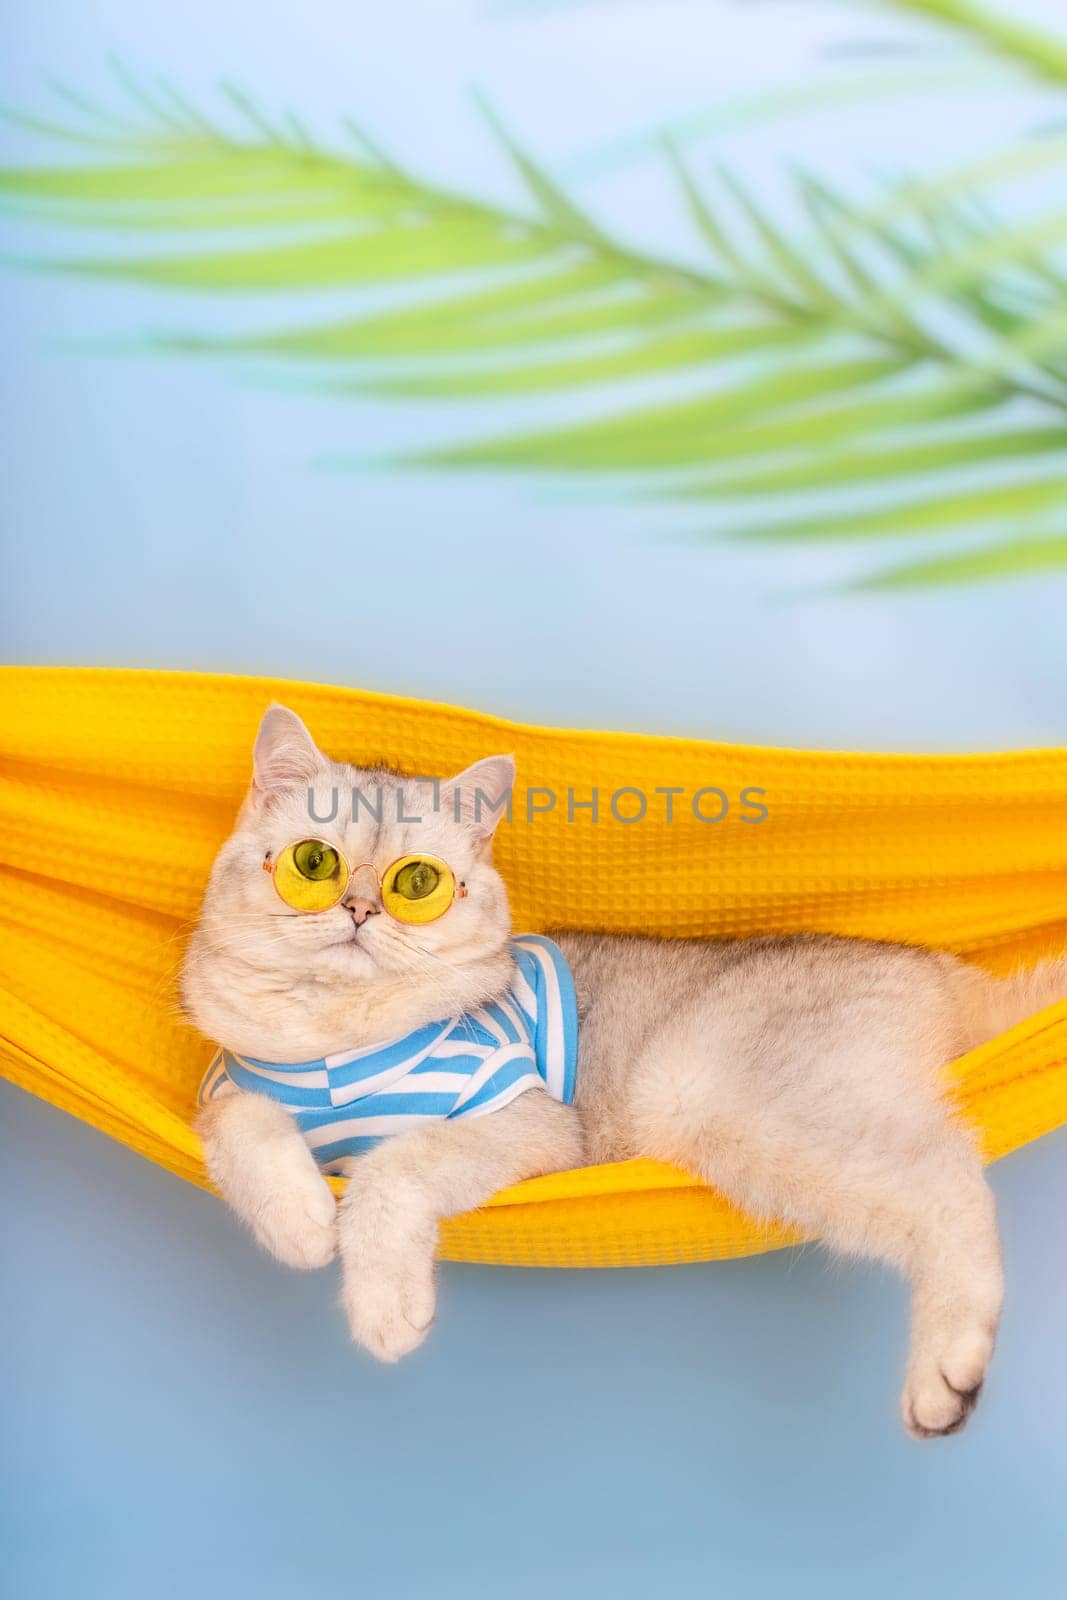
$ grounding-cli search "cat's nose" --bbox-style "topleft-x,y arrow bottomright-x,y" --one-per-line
343,896 -> 380,927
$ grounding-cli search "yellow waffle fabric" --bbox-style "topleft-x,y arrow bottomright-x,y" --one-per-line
2,666 -> 1066,1268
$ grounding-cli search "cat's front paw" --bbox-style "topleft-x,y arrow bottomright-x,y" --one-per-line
341,1249 -> 437,1362
199,1091 -> 338,1270
250,1178 -> 338,1270
902,1325 -> 994,1439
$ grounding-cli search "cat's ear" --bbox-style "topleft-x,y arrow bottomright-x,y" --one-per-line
252,703 -> 325,794
443,754 -> 516,843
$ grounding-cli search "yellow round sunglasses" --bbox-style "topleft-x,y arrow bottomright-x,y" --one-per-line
263,839 -> 467,925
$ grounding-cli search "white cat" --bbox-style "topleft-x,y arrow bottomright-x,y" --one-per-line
183,704 -> 1067,1438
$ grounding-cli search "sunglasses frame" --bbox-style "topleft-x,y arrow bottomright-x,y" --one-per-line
262,840 -> 468,922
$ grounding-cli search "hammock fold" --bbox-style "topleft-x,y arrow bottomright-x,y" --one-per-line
1,666 -> 1066,1268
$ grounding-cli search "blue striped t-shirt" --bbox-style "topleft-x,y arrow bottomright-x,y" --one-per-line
198,934 -> 578,1172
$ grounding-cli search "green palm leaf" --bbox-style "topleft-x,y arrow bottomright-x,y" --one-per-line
2,65 -> 1066,590
417,357 -> 913,469
856,533 -> 1067,588
676,425 -> 1067,497
732,477 -> 1067,544
324,320 -> 810,397
893,0 -> 1067,89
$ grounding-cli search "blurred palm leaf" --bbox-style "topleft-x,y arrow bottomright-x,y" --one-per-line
893,0 -> 1067,87
1,52 -> 1066,589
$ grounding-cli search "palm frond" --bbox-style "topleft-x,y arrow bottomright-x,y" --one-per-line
2,73 -> 1066,589
855,533 -> 1067,588
892,0 -> 1067,89
676,425 -> 1067,498
732,477 -> 1067,544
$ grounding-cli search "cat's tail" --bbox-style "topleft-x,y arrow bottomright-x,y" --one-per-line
954,953 -> 1067,1049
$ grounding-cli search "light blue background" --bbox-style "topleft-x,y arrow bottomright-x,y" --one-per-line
3,3 -> 1067,1596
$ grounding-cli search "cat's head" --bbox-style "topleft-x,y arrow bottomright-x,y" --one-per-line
181,704 -> 516,1059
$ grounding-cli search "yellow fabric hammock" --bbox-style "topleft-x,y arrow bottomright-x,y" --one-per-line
2,666 -> 1067,1268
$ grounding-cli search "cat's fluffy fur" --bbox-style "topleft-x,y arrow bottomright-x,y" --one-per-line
183,705 -> 1067,1438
